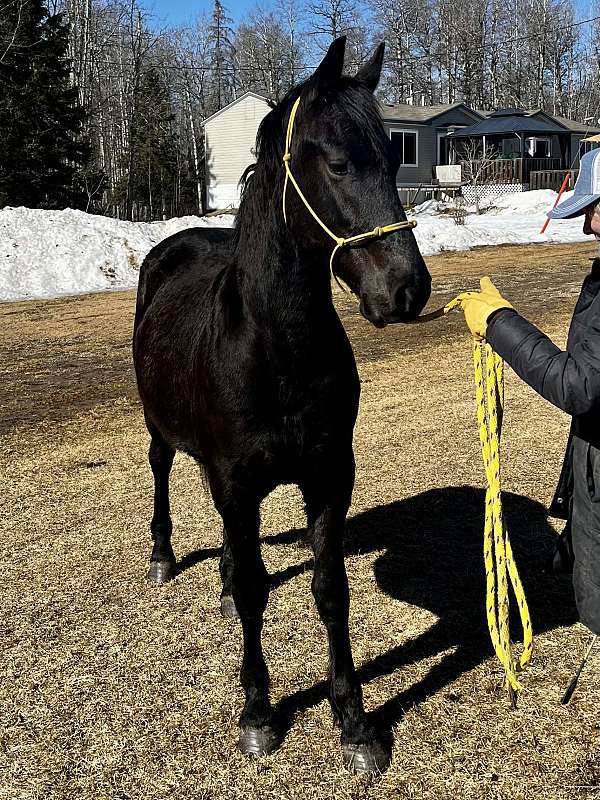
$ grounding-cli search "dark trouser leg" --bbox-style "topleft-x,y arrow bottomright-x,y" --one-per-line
219,528 -> 239,618
571,437 -> 600,635
146,427 -> 176,585
303,461 -> 390,774
217,494 -> 279,755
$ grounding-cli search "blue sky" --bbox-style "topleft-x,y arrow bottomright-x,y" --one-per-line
146,0 -> 597,28
146,0 -> 256,26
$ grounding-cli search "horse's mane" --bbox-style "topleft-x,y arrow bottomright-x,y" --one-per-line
232,75 -> 390,253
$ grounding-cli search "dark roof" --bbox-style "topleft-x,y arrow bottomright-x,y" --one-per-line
489,107 -> 528,117
551,115 -> 600,134
379,101 -> 481,124
386,102 -> 600,136
448,113 -> 568,138
453,107 -> 600,136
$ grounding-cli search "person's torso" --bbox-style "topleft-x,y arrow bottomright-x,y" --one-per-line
569,257 -> 600,444
567,258 -> 600,350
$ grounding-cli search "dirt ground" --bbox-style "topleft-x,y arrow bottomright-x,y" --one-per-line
1,241 -> 599,800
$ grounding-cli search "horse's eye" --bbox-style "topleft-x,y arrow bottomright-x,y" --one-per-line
328,161 -> 348,176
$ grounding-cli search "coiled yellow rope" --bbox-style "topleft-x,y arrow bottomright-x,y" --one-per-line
474,338 -> 534,696
418,298 -> 534,699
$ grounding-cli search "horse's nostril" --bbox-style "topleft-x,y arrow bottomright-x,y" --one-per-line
359,296 -> 387,327
395,271 -> 431,316
393,281 -> 428,320
394,284 -> 414,315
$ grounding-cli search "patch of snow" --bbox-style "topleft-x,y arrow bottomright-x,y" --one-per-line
411,188 -> 587,256
0,207 -> 234,302
0,190 -> 590,302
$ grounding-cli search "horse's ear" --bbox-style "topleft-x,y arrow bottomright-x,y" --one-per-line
312,36 -> 346,95
355,42 -> 385,93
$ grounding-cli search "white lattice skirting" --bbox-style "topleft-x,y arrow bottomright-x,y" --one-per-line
462,183 -> 526,204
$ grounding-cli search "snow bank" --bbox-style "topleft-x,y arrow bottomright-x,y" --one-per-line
0,189 -> 590,302
411,188 -> 588,257
0,207 -> 234,302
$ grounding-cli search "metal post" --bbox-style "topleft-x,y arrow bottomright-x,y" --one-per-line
518,133 -> 525,184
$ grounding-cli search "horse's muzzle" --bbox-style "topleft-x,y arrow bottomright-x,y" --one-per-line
360,274 -> 431,327
390,275 -> 432,322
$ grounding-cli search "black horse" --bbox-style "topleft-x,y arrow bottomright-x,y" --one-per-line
133,37 -> 431,774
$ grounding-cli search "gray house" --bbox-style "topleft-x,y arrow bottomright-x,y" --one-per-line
473,108 -> 600,168
447,108 -> 600,191
202,93 -> 600,210
379,102 -> 483,201
545,113 -> 600,165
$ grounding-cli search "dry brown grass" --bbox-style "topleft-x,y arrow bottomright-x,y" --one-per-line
1,241 -> 599,800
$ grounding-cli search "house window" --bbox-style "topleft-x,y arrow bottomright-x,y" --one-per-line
389,129 -> 418,166
526,137 -> 550,158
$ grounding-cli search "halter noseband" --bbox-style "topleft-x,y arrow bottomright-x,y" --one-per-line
281,95 -> 417,281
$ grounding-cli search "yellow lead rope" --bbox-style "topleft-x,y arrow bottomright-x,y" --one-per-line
417,298 -> 534,698
474,339 -> 533,697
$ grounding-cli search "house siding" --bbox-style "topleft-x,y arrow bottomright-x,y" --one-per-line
383,106 -> 482,187
204,94 -> 270,209
386,124 -> 436,185
571,135 -> 586,167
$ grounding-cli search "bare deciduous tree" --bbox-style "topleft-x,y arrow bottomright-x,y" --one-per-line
9,0 -> 600,219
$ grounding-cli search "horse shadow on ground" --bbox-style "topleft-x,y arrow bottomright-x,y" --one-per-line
175,485 -> 576,741
263,486 -> 577,741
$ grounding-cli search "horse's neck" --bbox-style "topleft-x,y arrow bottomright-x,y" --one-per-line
237,221 -> 340,361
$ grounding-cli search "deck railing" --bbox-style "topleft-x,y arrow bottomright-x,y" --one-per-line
530,169 -> 578,191
460,157 -> 563,184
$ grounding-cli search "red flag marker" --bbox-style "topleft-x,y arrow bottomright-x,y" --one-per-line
540,172 -> 572,234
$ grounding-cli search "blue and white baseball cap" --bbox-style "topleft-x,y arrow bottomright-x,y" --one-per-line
548,148 -> 600,219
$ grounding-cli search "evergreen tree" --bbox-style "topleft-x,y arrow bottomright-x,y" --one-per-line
208,1 -> 236,110
0,0 -> 88,209
126,67 -> 179,220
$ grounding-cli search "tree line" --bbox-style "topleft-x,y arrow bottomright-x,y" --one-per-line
1,0 -> 600,220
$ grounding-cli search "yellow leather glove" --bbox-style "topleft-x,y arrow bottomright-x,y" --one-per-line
457,277 -> 514,340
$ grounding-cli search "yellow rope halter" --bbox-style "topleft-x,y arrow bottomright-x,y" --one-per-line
282,96 -> 417,281
416,298 -> 534,700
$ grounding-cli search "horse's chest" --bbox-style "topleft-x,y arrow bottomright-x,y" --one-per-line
274,376 -> 319,440
270,373 -> 354,452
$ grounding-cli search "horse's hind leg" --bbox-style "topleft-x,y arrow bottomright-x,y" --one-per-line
146,426 -> 176,585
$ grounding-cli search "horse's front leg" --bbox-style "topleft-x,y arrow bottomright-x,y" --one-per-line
302,455 -> 390,775
215,489 -> 280,756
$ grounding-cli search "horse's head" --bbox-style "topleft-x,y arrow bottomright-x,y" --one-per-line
281,37 -> 431,326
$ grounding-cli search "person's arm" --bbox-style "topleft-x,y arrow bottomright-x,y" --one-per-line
486,307 -> 600,416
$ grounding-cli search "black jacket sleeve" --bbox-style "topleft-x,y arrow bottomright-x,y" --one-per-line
486,308 -> 600,416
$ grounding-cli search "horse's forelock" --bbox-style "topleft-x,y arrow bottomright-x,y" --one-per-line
330,79 -> 390,165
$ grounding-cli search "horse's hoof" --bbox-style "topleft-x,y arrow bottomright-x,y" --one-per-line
238,725 -> 281,757
220,594 -> 239,619
342,740 -> 391,775
146,560 -> 176,585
